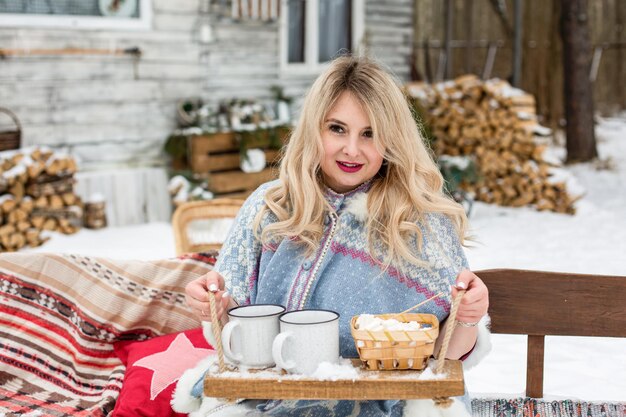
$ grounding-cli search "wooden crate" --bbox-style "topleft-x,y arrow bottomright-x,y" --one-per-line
189,128 -> 289,197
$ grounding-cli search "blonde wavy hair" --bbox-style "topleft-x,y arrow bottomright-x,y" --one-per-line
254,55 -> 468,269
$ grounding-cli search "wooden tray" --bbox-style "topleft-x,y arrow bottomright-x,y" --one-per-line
204,359 -> 464,400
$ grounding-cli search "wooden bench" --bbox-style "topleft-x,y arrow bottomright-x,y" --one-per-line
476,268 -> 626,398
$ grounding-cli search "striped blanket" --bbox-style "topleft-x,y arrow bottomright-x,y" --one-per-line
0,252 -> 216,417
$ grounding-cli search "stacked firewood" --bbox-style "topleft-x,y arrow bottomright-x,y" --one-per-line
407,74 -> 577,214
84,197 -> 107,229
0,147 -> 82,252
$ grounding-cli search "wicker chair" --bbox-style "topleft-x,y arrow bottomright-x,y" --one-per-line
172,198 -> 244,256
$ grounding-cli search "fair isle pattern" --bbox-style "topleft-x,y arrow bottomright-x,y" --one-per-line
214,180 -> 471,417
330,242 -> 449,311
0,252 -> 213,416
214,182 -> 274,306
261,399 -> 404,417
329,210 -> 467,311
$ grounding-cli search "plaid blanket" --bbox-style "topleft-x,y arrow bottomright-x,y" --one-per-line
0,252 -> 216,417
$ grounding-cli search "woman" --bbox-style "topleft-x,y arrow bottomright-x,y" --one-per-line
183,55 -> 490,417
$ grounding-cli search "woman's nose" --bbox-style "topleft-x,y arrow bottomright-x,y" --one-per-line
342,136 -> 360,157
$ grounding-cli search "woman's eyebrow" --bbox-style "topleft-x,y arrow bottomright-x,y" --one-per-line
325,118 -> 347,126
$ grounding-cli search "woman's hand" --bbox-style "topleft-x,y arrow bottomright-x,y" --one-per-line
452,269 -> 489,325
185,270 -> 232,322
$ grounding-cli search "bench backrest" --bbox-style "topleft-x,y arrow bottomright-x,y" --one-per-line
476,269 -> 626,398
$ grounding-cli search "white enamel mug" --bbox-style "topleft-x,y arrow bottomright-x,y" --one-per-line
272,309 -> 340,375
221,304 -> 285,368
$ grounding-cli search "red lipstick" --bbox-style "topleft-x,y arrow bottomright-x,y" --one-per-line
336,161 -> 363,173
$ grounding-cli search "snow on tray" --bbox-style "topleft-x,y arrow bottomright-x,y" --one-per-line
208,357 -> 445,382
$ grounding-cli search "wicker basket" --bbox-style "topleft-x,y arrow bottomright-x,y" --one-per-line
0,107 -> 21,151
350,313 -> 439,371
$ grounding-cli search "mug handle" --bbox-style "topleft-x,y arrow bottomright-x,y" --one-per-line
221,320 -> 243,363
272,331 -> 296,371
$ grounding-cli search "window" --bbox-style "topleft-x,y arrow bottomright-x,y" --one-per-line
0,0 -> 152,30
281,0 -> 364,73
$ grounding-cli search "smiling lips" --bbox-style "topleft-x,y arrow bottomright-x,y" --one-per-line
336,161 -> 363,173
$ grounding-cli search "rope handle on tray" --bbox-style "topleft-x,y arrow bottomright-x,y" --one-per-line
435,289 -> 465,374
208,291 -> 226,373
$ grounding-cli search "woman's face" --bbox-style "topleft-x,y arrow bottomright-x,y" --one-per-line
320,91 -> 384,194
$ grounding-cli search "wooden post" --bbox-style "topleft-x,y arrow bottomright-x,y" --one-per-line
526,335 -> 545,398
512,0 -> 523,87
444,0 -> 453,79
464,0 -> 474,74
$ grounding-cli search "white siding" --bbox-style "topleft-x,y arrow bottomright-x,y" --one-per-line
365,0 -> 414,81
0,4 -> 202,167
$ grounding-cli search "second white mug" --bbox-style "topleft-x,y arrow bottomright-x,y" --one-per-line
272,309 -> 340,375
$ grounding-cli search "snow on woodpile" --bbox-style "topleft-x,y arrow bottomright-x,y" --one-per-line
407,75 -> 581,214
0,147 -> 82,252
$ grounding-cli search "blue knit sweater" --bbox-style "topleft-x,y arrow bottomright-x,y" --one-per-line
207,180 -> 470,416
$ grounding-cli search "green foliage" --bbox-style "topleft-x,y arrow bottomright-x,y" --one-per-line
164,134 -> 188,159
438,156 -> 479,195
270,85 -> 292,104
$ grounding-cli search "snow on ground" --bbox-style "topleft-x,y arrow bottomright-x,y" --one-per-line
25,117 -> 626,402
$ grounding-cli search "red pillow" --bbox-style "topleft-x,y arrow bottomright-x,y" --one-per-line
112,328 -> 214,417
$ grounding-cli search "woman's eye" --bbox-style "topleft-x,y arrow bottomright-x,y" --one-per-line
363,130 -> 373,138
329,124 -> 344,133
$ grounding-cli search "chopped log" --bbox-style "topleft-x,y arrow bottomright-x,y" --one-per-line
27,162 -> 45,179
9,182 -> 24,201
59,223 -> 79,235
42,218 -> 57,231
0,195 -> 16,213
0,234 -> 11,250
7,208 -> 28,224
30,148 -> 53,162
61,192 -> 78,206
0,224 -> 15,237
10,233 -> 26,250
16,220 -> 30,233
25,228 -> 40,243
34,196 -> 47,208
31,216 -> 45,229
49,195 -> 64,210
45,158 -> 66,176
19,197 -> 34,213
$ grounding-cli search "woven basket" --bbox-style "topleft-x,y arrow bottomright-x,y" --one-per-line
0,107 -> 21,151
350,313 -> 439,371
